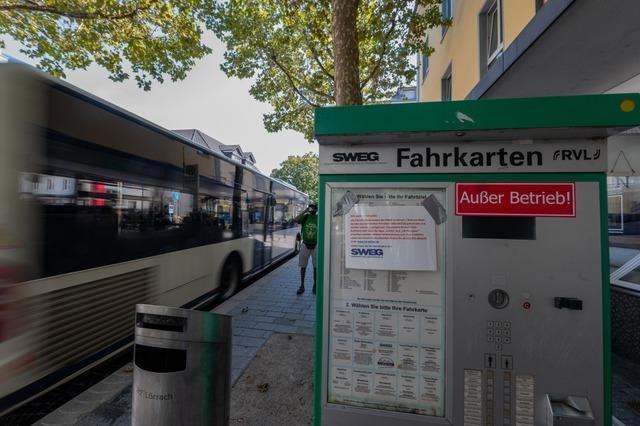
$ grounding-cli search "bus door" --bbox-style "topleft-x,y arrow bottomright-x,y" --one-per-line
246,189 -> 270,271
262,193 -> 275,264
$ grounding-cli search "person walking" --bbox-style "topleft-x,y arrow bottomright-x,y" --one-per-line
294,203 -> 318,295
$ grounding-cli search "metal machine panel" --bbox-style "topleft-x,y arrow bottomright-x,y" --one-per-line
451,181 -> 603,425
320,179 -> 604,426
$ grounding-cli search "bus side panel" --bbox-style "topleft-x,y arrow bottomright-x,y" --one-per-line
152,237 -> 254,306
0,66 -> 45,411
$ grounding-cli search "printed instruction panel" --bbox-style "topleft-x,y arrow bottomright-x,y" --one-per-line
327,187 -> 446,417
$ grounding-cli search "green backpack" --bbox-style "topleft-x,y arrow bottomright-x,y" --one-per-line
302,214 -> 318,247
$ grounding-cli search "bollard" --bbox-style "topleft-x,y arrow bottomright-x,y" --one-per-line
132,304 -> 231,426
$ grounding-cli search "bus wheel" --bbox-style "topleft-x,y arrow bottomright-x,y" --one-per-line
219,257 -> 241,300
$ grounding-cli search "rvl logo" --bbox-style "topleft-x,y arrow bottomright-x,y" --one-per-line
553,149 -> 601,161
351,248 -> 384,257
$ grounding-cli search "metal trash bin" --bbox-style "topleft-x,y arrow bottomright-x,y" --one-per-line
132,304 -> 232,426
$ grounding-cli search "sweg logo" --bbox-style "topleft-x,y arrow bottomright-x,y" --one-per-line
332,152 -> 379,162
553,149 -> 601,161
351,248 -> 383,257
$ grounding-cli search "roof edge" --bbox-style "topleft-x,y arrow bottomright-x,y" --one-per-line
314,93 -> 640,140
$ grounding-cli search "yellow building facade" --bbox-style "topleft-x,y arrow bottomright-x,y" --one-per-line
419,0 -> 546,101
417,0 -> 640,407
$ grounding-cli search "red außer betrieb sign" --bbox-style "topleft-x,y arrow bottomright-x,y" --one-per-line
455,183 -> 576,217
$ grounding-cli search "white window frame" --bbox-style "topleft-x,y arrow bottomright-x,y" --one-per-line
486,0 -> 503,66
608,194 -> 624,233
441,0 -> 453,38
611,250 -> 640,292
441,66 -> 452,101
421,37 -> 430,81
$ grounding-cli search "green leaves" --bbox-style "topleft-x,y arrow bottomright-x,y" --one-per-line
0,0 -> 216,90
271,152 -> 319,202
212,0 -> 448,140
0,1 -> 449,138
213,0 -> 334,141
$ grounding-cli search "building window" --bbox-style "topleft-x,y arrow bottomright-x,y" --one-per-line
609,175 -> 640,292
608,192 -> 623,233
442,0 -> 452,37
421,38 -> 430,80
486,0 -> 503,66
441,65 -> 452,101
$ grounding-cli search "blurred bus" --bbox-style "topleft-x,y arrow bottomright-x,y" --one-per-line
0,64 -> 308,413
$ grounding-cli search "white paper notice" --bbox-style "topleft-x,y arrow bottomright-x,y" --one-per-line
375,312 -> 398,341
332,309 -> 353,336
332,337 -> 353,366
331,367 -> 352,396
420,314 -> 442,346
420,346 -> 442,375
515,375 -> 535,426
420,376 -> 442,408
373,372 -> 397,401
354,311 -> 374,338
353,340 -> 375,367
374,342 -> 397,370
397,344 -> 419,372
345,205 -> 437,271
399,314 -> 419,343
398,375 -> 419,403
352,370 -> 373,397
463,370 -> 483,426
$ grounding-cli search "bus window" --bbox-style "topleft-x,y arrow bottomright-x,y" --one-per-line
272,181 -> 298,230
245,189 -> 267,235
23,169 -> 202,277
217,158 -> 236,187
199,177 -> 234,241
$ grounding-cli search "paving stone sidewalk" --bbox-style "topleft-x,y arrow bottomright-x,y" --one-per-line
34,256 -> 315,425
213,257 -> 317,383
614,353 -> 640,425
32,255 -> 640,425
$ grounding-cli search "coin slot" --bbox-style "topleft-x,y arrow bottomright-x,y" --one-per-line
488,289 -> 510,309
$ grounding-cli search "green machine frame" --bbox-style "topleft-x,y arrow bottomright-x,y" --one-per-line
313,94 -> 640,426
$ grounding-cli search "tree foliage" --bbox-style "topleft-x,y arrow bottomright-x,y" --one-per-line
271,152 -> 319,202
0,0 -> 216,89
212,0 -> 448,140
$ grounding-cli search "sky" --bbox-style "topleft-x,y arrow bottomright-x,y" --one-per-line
3,34 -> 317,175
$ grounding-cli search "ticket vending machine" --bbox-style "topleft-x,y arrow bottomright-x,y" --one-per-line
313,95 -> 640,426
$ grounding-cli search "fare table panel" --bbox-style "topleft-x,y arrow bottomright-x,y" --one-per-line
328,187 -> 446,416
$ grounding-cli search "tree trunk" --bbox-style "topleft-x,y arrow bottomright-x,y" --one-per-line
331,0 -> 362,105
